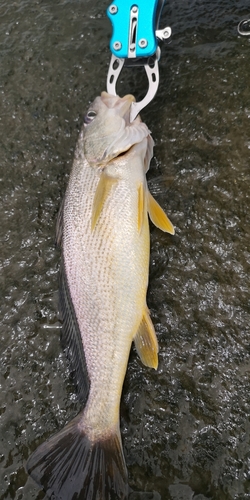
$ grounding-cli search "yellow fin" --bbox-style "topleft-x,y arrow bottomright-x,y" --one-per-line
137,183 -> 145,233
147,190 -> 175,235
91,172 -> 117,231
134,309 -> 158,370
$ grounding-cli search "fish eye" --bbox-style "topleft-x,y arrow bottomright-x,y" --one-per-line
84,110 -> 97,124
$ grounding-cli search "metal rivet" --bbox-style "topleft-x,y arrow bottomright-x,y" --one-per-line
132,6 -> 138,13
113,41 -> 122,50
109,4 -> 118,14
163,28 -> 171,39
138,38 -> 148,48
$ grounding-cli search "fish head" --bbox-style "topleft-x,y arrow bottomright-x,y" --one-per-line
83,92 -> 148,167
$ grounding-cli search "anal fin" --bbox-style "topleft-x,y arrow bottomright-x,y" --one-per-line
134,309 -> 158,370
147,190 -> 175,235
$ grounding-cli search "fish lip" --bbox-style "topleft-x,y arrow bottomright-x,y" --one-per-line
100,92 -> 135,123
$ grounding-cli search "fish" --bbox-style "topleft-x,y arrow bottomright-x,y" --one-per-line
26,92 -> 175,499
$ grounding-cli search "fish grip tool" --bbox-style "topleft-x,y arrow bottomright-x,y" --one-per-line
106,0 -> 171,122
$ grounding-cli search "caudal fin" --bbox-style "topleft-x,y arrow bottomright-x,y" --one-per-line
26,412 -> 128,500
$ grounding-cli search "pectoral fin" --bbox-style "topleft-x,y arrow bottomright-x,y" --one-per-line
134,309 -> 158,370
91,172 -> 118,231
147,190 -> 175,235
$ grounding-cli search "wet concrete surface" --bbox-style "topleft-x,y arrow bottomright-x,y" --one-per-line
1,1 -> 250,498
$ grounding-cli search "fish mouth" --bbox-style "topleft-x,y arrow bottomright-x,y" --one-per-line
100,91 -> 135,124
101,135 -> 133,165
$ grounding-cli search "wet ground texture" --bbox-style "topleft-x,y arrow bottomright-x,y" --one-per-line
1,0 -> 250,499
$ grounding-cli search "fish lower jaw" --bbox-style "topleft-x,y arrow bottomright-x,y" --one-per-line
88,145 -> 133,169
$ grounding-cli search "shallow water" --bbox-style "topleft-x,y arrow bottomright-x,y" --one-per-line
1,1 -> 250,499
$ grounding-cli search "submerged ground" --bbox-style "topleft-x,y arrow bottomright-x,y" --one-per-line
1,0 -> 250,498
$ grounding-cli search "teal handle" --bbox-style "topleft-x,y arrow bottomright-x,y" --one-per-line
107,0 -> 159,58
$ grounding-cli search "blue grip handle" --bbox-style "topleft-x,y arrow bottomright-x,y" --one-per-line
107,0 -> 159,58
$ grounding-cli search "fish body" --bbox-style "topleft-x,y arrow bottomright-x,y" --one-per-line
27,93 -> 174,499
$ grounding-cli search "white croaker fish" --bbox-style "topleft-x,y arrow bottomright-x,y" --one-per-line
27,92 -> 174,499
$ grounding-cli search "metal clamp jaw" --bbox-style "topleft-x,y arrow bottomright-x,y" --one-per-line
106,0 -> 171,121
238,18 -> 250,36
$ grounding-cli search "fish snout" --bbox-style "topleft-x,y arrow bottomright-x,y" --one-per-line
100,92 -> 135,121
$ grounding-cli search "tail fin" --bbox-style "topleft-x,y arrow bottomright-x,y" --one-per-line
26,412 -> 128,500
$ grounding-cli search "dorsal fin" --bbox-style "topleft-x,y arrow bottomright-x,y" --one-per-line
134,308 -> 158,370
55,198 -> 64,247
147,190 -> 175,235
59,261 -> 90,404
91,172 -> 118,231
